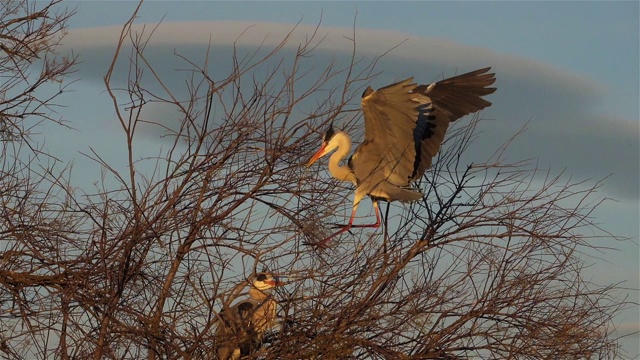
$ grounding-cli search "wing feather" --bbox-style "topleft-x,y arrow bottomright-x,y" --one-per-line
413,67 -> 496,177
358,68 -> 496,192
360,78 -> 421,187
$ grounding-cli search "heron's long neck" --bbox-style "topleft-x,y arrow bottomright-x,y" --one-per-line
249,288 -> 269,302
248,288 -> 277,332
329,132 -> 355,184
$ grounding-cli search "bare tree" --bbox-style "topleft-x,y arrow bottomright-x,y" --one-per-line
0,0 -> 75,145
0,2 -> 632,360
1,1 -> 79,359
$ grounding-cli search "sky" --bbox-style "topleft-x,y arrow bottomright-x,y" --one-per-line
39,0 -> 640,357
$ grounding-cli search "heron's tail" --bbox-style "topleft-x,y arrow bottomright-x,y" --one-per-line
371,182 -> 423,202
394,187 -> 423,202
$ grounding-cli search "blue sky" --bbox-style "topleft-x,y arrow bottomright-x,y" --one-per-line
52,1 -> 639,357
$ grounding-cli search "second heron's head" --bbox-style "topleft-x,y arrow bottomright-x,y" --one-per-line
252,273 -> 280,291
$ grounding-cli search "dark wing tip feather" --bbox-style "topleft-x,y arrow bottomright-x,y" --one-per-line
421,67 -> 497,120
411,67 -> 497,179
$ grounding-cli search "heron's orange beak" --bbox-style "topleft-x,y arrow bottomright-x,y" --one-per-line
306,143 -> 327,167
264,279 -> 280,287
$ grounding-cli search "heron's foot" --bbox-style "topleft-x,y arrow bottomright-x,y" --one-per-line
304,225 -> 353,248
330,223 -> 380,229
329,223 -> 380,229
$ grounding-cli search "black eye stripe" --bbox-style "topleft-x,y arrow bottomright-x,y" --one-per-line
256,273 -> 267,281
323,124 -> 335,142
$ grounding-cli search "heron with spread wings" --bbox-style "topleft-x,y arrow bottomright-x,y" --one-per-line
306,67 -> 496,246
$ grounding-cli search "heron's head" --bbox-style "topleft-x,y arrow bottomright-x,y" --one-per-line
252,273 -> 280,291
306,123 -> 340,167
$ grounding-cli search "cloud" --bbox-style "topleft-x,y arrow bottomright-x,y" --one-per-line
615,322 -> 640,337
61,21 -> 639,200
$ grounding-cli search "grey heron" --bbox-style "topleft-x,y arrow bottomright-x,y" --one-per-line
215,273 -> 281,360
306,67 -> 496,246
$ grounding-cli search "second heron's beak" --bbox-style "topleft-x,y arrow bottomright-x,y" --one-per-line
306,143 -> 327,167
265,278 -> 280,287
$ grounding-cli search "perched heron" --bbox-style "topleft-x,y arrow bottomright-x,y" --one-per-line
215,273 -> 281,360
306,67 -> 496,245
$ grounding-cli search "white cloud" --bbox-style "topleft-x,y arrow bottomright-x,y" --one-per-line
67,21 -> 600,92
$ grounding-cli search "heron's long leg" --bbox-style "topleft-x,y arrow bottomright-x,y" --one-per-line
329,199 -> 381,228
312,202 -> 356,247
314,200 -> 380,247
348,199 -> 381,228
313,203 -> 357,247
314,224 -> 353,247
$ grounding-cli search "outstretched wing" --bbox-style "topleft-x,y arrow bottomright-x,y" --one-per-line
360,68 -> 496,185
360,78 -> 424,187
412,67 -> 496,177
